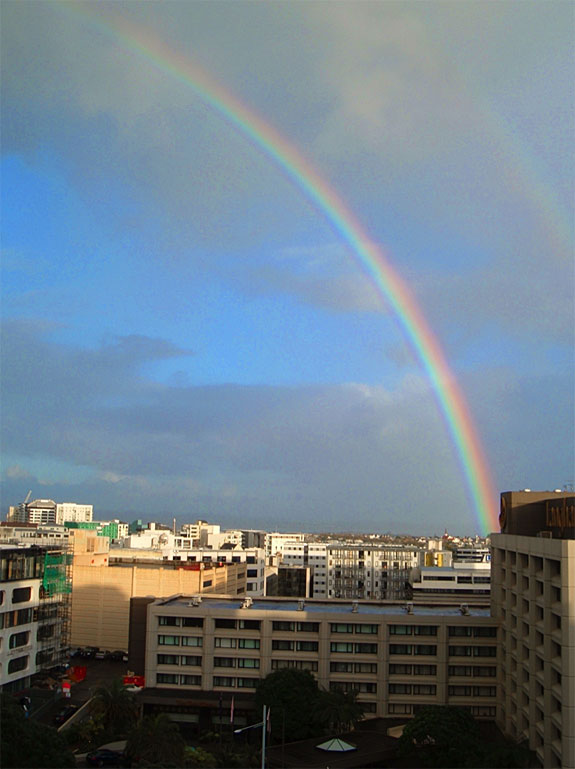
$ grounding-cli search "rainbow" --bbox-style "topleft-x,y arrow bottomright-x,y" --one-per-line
57,5 -> 499,534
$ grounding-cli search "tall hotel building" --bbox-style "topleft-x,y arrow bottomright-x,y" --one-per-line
492,490 -> 574,769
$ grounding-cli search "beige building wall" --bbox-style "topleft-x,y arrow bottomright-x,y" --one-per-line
71,562 -> 246,652
491,533 -> 575,769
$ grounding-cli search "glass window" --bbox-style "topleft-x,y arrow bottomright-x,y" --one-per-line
9,631 -> 29,649
413,684 -> 436,695
272,621 -> 295,631
414,645 -> 437,656
355,643 -> 377,654
157,654 -> 179,665
215,618 -> 236,629
214,657 -> 236,668
296,641 -> 318,652
331,623 -> 354,633
238,619 -> 260,630
213,676 -> 235,687
181,636 -> 202,647
238,638 -> 260,649
389,683 -> 411,694
180,675 -> 201,686
8,655 -> 28,674
158,616 -> 180,626
414,626 -> 437,636
330,642 -> 354,653
158,635 -> 180,646
182,617 -> 203,628
413,664 -> 436,675
215,638 -> 236,648
181,655 -> 202,666
355,624 -> 378,634
389,664 -> 412,674
272,640 -> 294,651
157,673 -> 179,684
330,662 -> 353,673
297,622 -> 319,632
237,678 -> 258,688
448,627 -> 473,637
390,644 -> 412,655
355,662 -> 377,673
389,625 -> 413,635
11,587 -> 32,604
238,658 -> 260,668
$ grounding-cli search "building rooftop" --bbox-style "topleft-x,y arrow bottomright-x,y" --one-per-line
157,595 -> 491,617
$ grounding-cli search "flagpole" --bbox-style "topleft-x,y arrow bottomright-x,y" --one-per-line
261,704 -> 267,769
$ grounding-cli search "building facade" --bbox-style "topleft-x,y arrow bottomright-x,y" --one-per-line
135,595 -> 499,726
491,490 -> 575,769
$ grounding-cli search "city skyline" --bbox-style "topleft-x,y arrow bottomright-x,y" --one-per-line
1,2 -> 573,535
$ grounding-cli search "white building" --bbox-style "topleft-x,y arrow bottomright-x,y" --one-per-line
265,532 -> 306,560
56,503 -> 93,524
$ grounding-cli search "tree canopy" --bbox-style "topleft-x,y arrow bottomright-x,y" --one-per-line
0,694 -> 76,768
90,677 -> 139,736
255,668 -> 323,741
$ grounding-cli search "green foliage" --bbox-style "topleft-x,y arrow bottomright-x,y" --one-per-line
90,678 -> 139,737
184,745 -> 218,767
126,713 -> 186,767
398,706 -> 481,767
255,668 -> 323,741
0,694 -> 76,768
317,687 -> 364,733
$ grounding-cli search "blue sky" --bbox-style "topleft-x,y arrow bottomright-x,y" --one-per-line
1,1 -> 573,534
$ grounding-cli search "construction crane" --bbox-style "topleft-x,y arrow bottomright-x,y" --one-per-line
23,490 -> 32,505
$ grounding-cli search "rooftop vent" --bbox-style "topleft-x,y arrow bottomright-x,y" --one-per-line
241,597 -> 253,609
351,601 -> 359,613
460,604 -> 470,615
405,602 -> 414,614
297,600 -> 305,611
189,596 -> 202,607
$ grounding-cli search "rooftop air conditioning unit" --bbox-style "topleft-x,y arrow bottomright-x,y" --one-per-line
351,601 -> 359,613
405,602 -> 414,614
297,600 -> 305,611
190,596 -> 202,607
241,597 -> 253,609
460,604 -> 470,615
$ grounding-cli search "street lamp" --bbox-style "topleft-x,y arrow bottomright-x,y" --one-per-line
233,704 -> 268,769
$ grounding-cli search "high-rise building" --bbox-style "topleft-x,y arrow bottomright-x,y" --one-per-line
491,490 -> 574,769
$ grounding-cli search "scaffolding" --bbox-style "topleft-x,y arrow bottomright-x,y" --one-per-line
36,548 -> 73,667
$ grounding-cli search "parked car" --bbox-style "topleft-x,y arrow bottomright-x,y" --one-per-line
81,647 -> 98,659
86,748 -> 124,767
53,704 -> 78,725
109,650 -> 128,662
94,650 -> 106,660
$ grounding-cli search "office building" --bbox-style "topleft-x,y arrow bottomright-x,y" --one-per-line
491,490 -> 574,769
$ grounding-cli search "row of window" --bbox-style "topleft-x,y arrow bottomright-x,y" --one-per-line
388,703 -> 496,718
331,662 -> 378,673
448,686 -> 497,697
329,681 -> 377,693
271,659 -> 318,671
389,644 -> 437,656
214,657 -> 260,669
330,623 -> 378,634
157,654 -> 202,666
389,664 -> 436,675
389,684 -> 437,695
330,642 -> 378,654
0,608 -> 35,630
389,625 -> 438,636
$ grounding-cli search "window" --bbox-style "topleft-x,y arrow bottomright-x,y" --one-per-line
390,625 -> 412,635
7,655 -> 28,674
390,644 -> 412,655
297,622 -> 319,632
449,646 -> 472,657
389,664 -> 412,675
157,654 -> 179,665
449,627 -> 473,637
247,569 -> 258,577
330,642 -> 354,653
355,643 -> 377,654
213,676 -> 235,687
11,587 -> 31,604
238,638 -> 260,649
474,627 -> 497,637
355,624 -> 378,634
389,683 -> 411,694
9,631 -> 29,649
182,617 -> 203,628
215,618 -> 236,629
272,640 -> 294,651
237,678 -> 258,688
238,619 -> 260,630
159,616 -> 180,626
449,665 -> 473,676
181,636 -> 202,647
414,645 -> 436,656
414,626 -> 437,636
157,673 -> 179,684
158,635 -> 180,646
214,657 -> 236,668
296,641 -> 318,652
473,686 -> 496,697
273,621 -> 295,631
215,638 -> 236,648
355,662 -> 377,673
180,675 -> 201,686
413,684 -> 436,695
331,623 -> 354,633
331,662 -> 353,673
272,659 -> 318,671
238,658 -> 260,668
414,664 -> 436,675
202,580 -> 212,588
473,646 -> 496,658
449,685 -> 472,696
389,703 -> 412,715
181,656 -> 202,666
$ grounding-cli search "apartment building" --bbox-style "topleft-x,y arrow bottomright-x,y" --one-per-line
0,523 -> 71,548
409,559 -> 491,602
491,490 -> 574,769
0,545 -> 71,690
134,595 -> 498,727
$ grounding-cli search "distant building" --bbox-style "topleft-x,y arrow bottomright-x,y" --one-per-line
56,503 -> 93,524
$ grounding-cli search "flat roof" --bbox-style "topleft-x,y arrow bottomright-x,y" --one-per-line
157,596 -> 491,617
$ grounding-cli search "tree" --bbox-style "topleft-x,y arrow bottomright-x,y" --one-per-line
0,694 -> 76,768
255,668 -> 323,742
90,678 -> 139,736
398,705 -> 482,768
317,687 -> 364,734
126,712 -> 186,767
